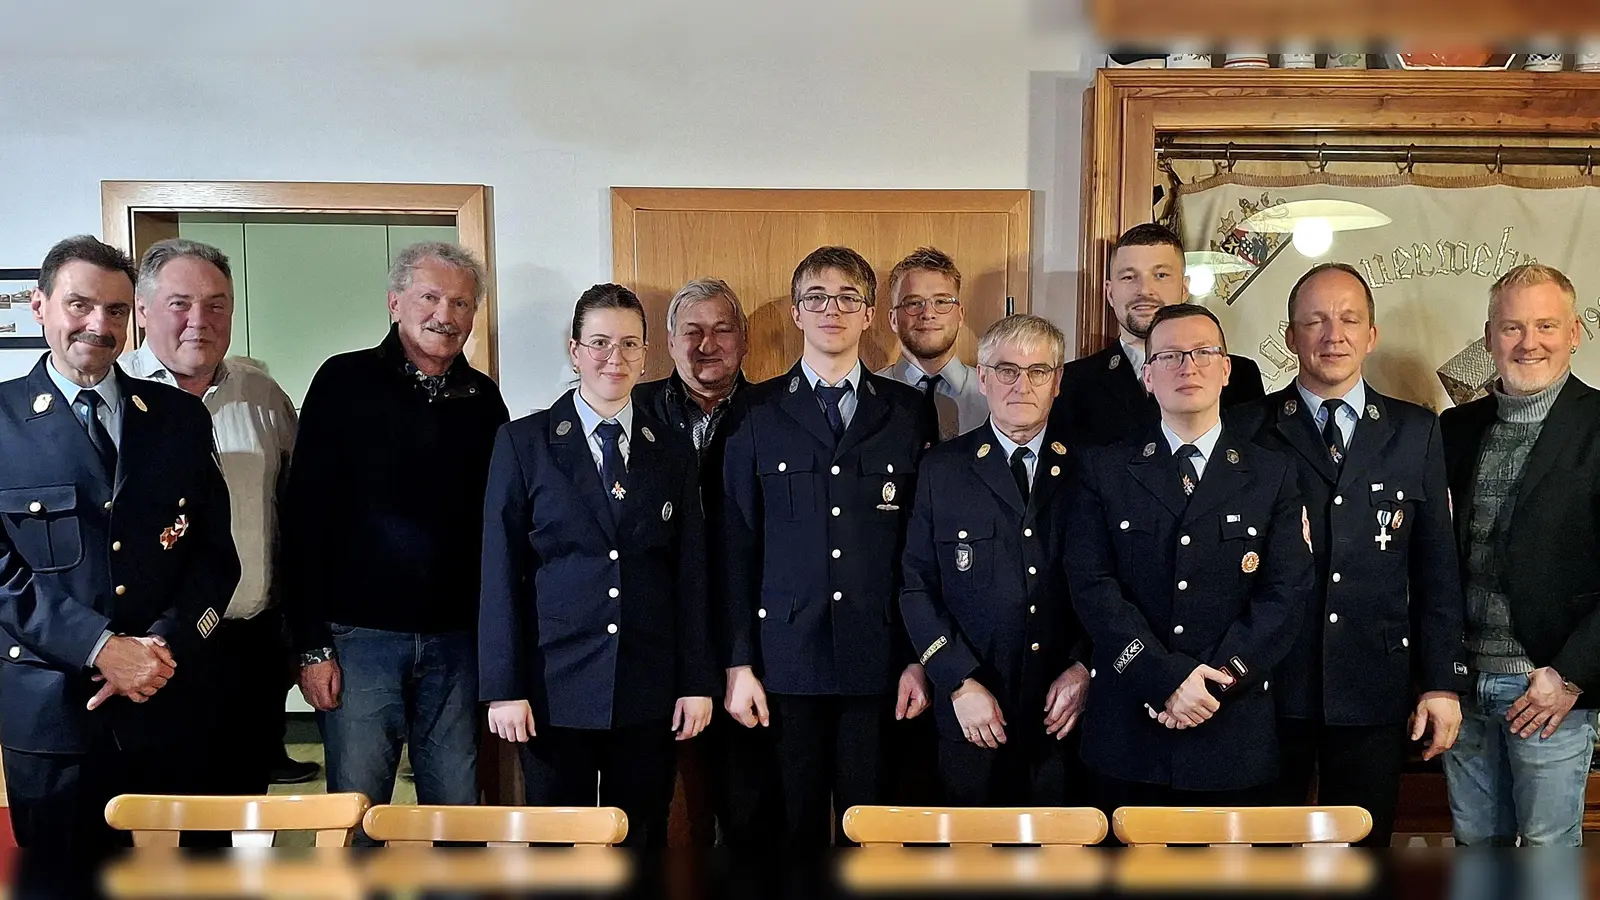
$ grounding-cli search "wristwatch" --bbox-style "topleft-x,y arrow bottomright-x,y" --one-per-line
300,646 -> 337,666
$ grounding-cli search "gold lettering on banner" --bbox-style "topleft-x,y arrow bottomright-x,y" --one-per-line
1363,229 -> 1535,291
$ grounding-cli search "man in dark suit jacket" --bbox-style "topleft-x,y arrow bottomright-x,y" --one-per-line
1052,224 -> 1264,449
0,236 -> 239,856
1440,263 -> 1600,847
1065,304 -> 1311,812
1232,264 -> 1467,846
716,246 -> 935,847
900,315 -> 1088,805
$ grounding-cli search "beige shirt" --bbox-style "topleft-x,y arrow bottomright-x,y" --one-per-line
122,345 -> 297,620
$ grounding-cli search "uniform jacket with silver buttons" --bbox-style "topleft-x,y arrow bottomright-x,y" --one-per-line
899,422 -> 1087,743
0,358 -> 240,754
479,390 -> 718,730
1064,424 -> 1312,790
1232,386 -> 1468,726
715,361 -> 935,696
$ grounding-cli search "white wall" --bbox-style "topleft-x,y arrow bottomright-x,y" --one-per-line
0,0 -> 1098,415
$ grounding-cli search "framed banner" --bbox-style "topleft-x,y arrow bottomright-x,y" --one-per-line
0,269 -> 46,349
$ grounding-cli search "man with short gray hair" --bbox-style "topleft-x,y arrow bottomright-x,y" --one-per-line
282,242 -> 507,824
899,314 -> 1088,805
122,238 -> 314,793
1442,262 -> 1600,846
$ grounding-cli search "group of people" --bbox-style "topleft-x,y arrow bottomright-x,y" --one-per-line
0,222 -> 1594,858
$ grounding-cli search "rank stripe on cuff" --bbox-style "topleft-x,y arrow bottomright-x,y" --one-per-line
920,636 -> 947,665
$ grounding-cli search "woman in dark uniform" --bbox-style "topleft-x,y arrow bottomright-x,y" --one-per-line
479,283 -> 717,847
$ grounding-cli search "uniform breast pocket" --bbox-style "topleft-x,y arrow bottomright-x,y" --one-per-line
0,485 -> 83,573
758,456 -> 816,521
1369,483 -> 1423,552
1219,515 -> 1266,578
860,453 -> 910,518
935,519 -> 995,587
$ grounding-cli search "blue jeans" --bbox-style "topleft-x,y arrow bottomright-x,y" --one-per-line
1444,672 -> 1597,846
319,626 -> 479,816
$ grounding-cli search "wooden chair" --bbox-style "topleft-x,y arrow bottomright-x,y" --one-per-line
841,806 -> 1110,847
103,793 -> 371,848
361,805 -> 629,846
1111,806 -> 1373,846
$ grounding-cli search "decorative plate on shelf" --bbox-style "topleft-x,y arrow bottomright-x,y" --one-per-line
1388,51 -> 1515,70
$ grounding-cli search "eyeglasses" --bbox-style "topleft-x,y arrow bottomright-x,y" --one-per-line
798,293 -> 869,314
578,338 -> 646,361
1147,346 -> 1227,371
893,297 -> 961,315
982,363 -> 1060,386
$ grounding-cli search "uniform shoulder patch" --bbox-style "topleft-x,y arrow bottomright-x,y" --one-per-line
1113,639 -> 1144,673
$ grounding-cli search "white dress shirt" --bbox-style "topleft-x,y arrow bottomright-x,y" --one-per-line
1295,379 -> 1366,450
572,388 -> 634,471
989,422 -> 1047,488
800,359 -> 864,431
1161,419 -> 1224,481
877,356 -> 987,439
45,358 -> 123,449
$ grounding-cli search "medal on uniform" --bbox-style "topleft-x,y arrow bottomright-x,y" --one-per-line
31,393 -> 51,414
955,542 -> 973,572
788,376 -> 800,393
556,420 -> 573,436
159,514 -> 190,550
1109,354 -> 1121,370
611,481 -> 627,501
1181,474 -> 1195,496
1226,449 -> 1240,464
1284,399 -> 1298,416
1142,442 -> 1156,458
131,395 -> 148,413
977,443 -> 991,459
1367,404 -> 1381,420
1391,509 -> 1404,531
1374,509 -> 1393,551
641,426 -> 655,443
1241,550 -> 1260,573
661,501 -> 673,521
877,481 -> 899,511
1051,441 -> 1067,456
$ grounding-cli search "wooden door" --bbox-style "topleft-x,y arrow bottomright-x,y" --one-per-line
612,189 -> 1032,382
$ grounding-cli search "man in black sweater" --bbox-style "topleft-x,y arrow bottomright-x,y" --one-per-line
282,243 -> 508,821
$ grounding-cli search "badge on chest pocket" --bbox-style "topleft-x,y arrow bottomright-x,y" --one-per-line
955,542 -> 973,572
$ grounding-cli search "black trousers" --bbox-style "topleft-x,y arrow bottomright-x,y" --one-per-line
938,735 -> 1069,807
519,720 -> 676,848
1276,717 -> 1409,848
2,739 -> 197,857
703,707 -> 784,849
768,692 -> 886,848
200,610 -> 293,795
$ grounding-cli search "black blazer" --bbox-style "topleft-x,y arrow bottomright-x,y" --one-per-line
479,390 -> 718,730
0,358 -> 240,754
714,361 -> 934,696
1050,344 -> 1266,449
1441,375 -> 1600,701
899,423 -> 1086,743
1064,424 -> 1312,790
1232,386 -> 1469,726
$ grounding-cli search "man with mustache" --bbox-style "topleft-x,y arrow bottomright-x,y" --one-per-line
1233,263 -> 1466,847
1052,224 -> 1264,449
1441,263 -> 1600,846
0,235 -> 239,856
121,238 -> 319,794
282,243 -> 508,834
877,247 -> 987,441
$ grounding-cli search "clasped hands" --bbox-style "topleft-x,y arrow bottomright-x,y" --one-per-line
1152,664 -> 1234,729
88,634 -> 176,710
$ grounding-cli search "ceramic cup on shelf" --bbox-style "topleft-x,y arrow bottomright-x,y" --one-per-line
1524,52 -> 1566,72
1325,51 -> 1367,69
1224,52 -> 1269,68
1166,52 -> 1213,68
1280,49 -> 1317,69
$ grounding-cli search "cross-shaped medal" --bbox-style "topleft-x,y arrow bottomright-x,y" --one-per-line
1374,529 -> 1392,551
611,481 -> 627,501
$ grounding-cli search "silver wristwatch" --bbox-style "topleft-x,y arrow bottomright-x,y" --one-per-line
299,646 -> 337,666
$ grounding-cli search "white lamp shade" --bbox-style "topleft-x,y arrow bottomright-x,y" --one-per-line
1183,251 -> 1256,274
1238,199 -> 1391,234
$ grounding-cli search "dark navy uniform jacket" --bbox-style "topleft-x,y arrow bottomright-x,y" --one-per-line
479,390 -> 719,730
1232,385 -> 1469,726
899,422 -> 1086,743
715,361 -> 933,696
0,358 -> 239,754
1050,344 -> 1266,449
1064,424 -> 1312,790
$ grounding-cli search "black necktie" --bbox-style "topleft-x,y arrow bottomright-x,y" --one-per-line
1176,443 -> 1202,498
1321,399 -> 1348,467
72,390 -> 117,477
918,374 -> 944,443
816,383 -> 851,441
1009,446 -> 1032,506
596,421 -> 628,512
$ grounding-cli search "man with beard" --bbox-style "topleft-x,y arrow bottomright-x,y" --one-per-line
282,243 -> 508,833
877,247 -> 986,441
1234,263 -> 1466,847
0,236 -> 239,856
1441,263 -> 1600,846
1052,224 -> 1264,449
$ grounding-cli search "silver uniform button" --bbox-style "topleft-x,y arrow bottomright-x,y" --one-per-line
1332,573 -> 1342,583
831,465 -> 841,475
1090,668 -> 1096,678
1177,580 -> 1188,591
1397,490 -> 1405,500
831,549 -> 841,559
958,530 -> 967,539
1023,528 -> 1033,538
1247,527 -> 1258,537
1027,566 -> 1037,576
778,462 -> 787,472
607,623 -> 618,634
1028,605 -> 1036,614
1180,535 -> 1191,545
1334,496 -> 1344,505
1329,613 -> 1339,624
27,501 -> 41,514
1120,520 -> 1130,530
758,609 -> 767,619
833,591 -> 842,601
1402,637 -> 1410,648
609,550 -> 619,560
609,587 -> 620,598
1173,625 -> 1184,635
887,464 -> 895,474
1030,643 -> 1040,651
831,507 -> 840,516
7,646 -> 17,659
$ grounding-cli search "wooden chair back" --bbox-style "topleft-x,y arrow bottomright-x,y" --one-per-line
1112,806 -> 1373,846
361,805 -> 629,847
841,805 -> 1110,847
103,793 -> 371,848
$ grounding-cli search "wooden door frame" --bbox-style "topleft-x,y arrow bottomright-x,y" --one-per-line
101,180 -> 498,379
1079,69 -> 1600,356
611,186 -> 1033,310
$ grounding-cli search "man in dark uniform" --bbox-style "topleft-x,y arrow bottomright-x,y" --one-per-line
1065,303 -> 1311,810
1233,263 -> 1466,847
900,315 -> 1088,805
0,236 -> 239,856
716,246 -> 934,848
1053,223 -> 1265,449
